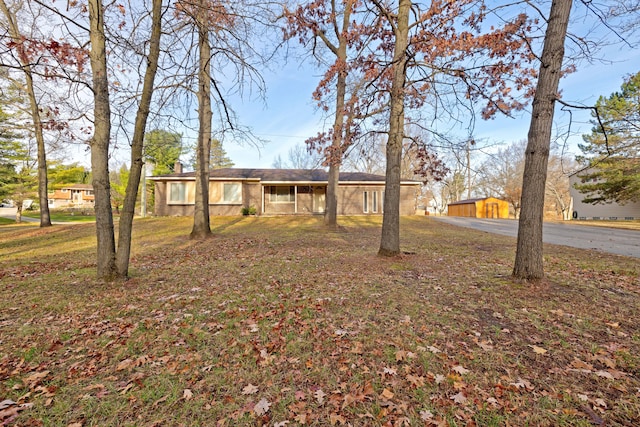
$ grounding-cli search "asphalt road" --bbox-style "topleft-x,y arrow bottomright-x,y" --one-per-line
432,216 -> 640,259
0,207 -> 38,223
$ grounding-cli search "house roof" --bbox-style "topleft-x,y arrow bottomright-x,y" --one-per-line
59,184 -> 93,190
150,168 -> 420,184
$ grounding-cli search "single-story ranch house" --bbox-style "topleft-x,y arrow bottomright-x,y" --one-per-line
149,167 -> 421,216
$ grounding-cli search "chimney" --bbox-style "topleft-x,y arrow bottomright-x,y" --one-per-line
174,161 -> 183,174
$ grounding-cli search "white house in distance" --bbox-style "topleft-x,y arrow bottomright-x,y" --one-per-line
569,172 -> 640,220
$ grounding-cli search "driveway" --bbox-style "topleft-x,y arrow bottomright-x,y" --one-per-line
432,216 -> 640,258
0,207 -> 39,223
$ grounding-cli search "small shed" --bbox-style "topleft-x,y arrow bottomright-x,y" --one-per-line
447,197 -> 509,218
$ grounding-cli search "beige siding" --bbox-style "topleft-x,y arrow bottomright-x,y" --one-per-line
569,174 -> 640,219
338,185 -> 417,215
153,180 -> 419,216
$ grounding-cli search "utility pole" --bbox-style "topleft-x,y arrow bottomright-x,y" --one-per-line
466,138 -> 473,200
141,162 -> 147,217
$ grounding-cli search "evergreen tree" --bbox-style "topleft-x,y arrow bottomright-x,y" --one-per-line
144,129 -> 183,175
575,72 -> 640,204
210,139 -> 234,169
0,104 -> 26,202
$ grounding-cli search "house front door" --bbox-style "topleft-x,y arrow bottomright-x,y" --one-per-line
313,190 -> 326,213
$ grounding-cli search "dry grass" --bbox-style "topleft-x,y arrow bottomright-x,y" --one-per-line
1,216 -> 639,426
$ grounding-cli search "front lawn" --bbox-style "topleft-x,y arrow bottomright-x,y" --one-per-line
1,216 -> 638,426
22,211 -> 96,223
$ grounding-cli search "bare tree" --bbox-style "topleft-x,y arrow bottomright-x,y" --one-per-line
477,140 -> 526,217
88,0 -> 117,280
545,153 -> 576,220
115,0 -> 163,276
272,143 -> 324,169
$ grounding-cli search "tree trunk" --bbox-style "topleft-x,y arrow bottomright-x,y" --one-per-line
0,0 -> 51,227
88,0 -> 117,281
115,0 -> 163,277
379,0 -> 410,257
324,1 -> 352,228
190,8 -> 212,239
513,0 -> 572,280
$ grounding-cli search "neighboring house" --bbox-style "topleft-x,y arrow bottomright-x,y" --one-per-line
569,171 -> 640,220
48,184 -> 95,209
447,197 -> 509,218
149,167 -> 421,216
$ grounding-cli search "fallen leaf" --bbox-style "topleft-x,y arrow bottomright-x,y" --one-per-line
380,388 -> 394,400
314,389 -> 326,404
274,421 -> 289,427
183,389 -> 193,400
383,367 -> 397,375
529,345 -> 548,355
67,423 -> 83,427
0,400 -> 16,410
116,359 -> 134,371
241,384 -> 259,395
427,346 -> 441,354
329,413 -> 346,425
509,378 -> 534,391
406,374 -> 425,387
452,365 -> 469,375
254,397 -> 271,416
420,409 -> 433,421
435,374 -> 445,384
450,392 -> 467,404
23,371 -> 50,387
595,370 -> 614,379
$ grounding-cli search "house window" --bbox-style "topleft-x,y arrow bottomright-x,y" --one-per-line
223,183 -> 242,203
372,191 -> 378,213
85,190 -> 93,196
169,182 -> 186,203
363,191 -> 369,213
270,186 -> 295,203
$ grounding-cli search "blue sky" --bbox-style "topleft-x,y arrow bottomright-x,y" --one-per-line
221,44 -> 639,169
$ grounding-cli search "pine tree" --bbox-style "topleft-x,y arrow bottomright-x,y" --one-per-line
575,72 -> 640,204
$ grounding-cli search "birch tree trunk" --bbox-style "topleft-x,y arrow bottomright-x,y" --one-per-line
0,0 -> 51,227
88,0 -> 117,281
190,6 -> 212,239
513,0 -> 572,280
379,0 -> 410,256
115,0 -> 163,277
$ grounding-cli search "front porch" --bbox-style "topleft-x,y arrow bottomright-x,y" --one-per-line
262,185 -> 326,215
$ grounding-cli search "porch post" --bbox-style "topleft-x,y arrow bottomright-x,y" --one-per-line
294,185 -> 298,214
262,185 -> 265,215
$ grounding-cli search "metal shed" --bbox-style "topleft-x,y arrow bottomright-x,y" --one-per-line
447,197 -> 509,218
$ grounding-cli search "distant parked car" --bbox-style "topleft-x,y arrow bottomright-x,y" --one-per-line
0,201 -> 13,208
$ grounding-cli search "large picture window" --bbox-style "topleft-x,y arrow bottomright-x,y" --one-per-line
270,186 -> 295,203
223,183 -> 242,203
169,182 -> 187,203
363,191 -> 369,213
372,191 -> 378,213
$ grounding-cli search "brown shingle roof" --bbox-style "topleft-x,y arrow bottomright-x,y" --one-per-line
151,168 -> 418,183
